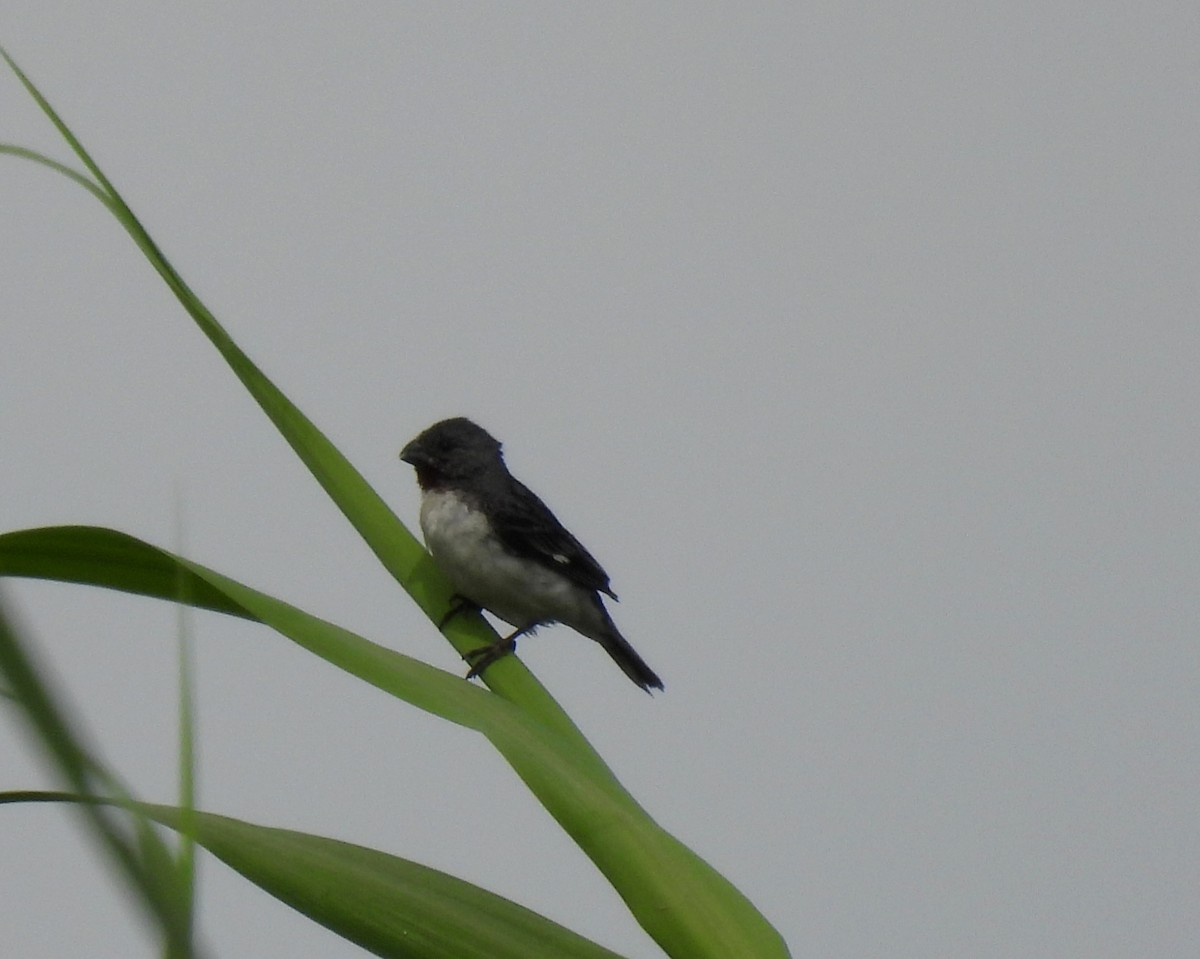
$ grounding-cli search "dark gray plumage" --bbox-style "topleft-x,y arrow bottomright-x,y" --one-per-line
400,417 -> 663,692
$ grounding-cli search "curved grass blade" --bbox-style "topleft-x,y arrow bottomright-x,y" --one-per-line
0,525 -> 252,618
1,792 -> 631,959
0,599 -> 201,958
0,144 -> 111,205
0,526 -> 792,958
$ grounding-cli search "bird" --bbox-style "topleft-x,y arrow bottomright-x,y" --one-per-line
399,417 -> 663,692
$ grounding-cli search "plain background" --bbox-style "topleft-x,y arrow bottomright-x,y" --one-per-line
2,4 -> 1198,957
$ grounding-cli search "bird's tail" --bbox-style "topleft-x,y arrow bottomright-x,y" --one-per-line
596,618 -> 664,693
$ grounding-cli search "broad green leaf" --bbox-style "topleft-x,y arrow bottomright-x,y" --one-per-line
151,802 -> 631,959
0,527 -> 791,959
0,793 -> 629,959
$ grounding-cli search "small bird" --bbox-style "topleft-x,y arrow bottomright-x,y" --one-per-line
399,417 -> 663,692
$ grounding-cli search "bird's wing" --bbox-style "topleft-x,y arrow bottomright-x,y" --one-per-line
488,478 -> 616,598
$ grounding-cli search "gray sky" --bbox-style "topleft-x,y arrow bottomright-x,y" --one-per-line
2,4 -> 1197,957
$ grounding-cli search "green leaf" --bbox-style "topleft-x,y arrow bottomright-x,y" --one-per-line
1,792 -> 629,959
163,804 -> 632,959
0,526 -> 791,958
0,602 -> 198,957
0,47 -> 792,959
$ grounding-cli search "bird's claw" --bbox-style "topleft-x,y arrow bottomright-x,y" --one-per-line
462,637 -> 518,678
461,625 -> 536,679
438,594 -> 480,631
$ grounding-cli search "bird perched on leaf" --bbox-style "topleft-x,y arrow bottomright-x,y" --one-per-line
399,417 -> 663,692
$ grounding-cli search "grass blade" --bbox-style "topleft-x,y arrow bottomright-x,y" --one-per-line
0,597 -> 200,957
0,526 -> 791,958
1,792 -> 631,959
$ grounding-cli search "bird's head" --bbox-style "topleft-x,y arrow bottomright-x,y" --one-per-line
400,417 -> 504,489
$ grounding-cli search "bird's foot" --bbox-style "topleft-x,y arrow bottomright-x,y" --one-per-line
438,594 -> 480,630
463,625 -> 535,679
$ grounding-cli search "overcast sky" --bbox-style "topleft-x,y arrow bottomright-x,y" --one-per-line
2,4 -> 1197,957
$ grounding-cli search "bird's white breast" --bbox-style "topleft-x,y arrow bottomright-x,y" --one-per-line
418,488 -> 604,635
